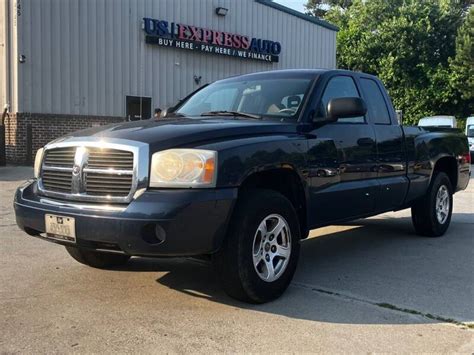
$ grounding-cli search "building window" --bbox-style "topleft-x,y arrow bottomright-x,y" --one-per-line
126,96 -> 152,120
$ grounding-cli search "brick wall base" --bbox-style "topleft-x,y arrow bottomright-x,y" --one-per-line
3,113 -> 126,164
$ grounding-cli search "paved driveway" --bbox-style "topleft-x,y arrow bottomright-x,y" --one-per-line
1,166 -> 473,353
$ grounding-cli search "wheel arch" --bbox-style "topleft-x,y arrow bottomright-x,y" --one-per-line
432,155 -> 458,190
238,167 -> 309,239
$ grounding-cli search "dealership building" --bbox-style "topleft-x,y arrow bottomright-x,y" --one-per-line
0,0 -> 337,163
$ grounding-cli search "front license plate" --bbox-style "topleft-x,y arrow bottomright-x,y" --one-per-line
45,214 -> 76,243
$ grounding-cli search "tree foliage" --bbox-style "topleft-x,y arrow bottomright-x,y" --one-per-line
305,0 -> 352,17
450,8 -> 474,103
308,0 -> 473,124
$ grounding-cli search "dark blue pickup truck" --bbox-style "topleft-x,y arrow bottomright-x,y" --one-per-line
14,69 -> 470,303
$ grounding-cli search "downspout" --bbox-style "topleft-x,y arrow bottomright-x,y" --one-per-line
0,0 -> 11,165
2,0 -> 12,125
5,0 -> 12,116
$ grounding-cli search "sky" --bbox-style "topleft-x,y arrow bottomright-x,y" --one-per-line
274,0 -> 307,13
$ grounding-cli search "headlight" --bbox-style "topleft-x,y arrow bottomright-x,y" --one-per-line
34,148 -> 44,178
150,149 -> 217,188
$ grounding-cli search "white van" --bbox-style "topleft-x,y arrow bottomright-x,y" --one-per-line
466,117 -> 474,162
418,115 -> 457,128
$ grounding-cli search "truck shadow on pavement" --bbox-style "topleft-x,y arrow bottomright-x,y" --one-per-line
121,214 -> 473,325
0,166 -> 34,182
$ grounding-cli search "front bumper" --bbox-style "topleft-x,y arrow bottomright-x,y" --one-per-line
14,181 -> 237,257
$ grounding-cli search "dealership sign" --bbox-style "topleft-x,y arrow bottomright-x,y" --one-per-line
142,18 -> 281,63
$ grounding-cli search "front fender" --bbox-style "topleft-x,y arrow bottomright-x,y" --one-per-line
196,134 -> 308,187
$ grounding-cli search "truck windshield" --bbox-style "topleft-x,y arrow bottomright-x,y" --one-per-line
176,78 -> 313,119
468,126 -> 474,137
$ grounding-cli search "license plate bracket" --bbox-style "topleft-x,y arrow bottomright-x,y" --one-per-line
44,214 -> 76,243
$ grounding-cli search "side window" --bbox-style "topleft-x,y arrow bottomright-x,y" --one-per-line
360,78 -> 391,124
320,76 -> 365,123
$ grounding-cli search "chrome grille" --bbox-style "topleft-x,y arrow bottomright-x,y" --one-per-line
42,170 -> 72,192
87,148 -> 134,170
39,142 -> 141,203
43,147 -> 76,167
85,172 -> 133,196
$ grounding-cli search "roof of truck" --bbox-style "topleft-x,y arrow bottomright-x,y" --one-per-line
218,69 -> 379,83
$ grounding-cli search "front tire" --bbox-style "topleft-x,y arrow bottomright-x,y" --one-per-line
411,172 -> 453,237
65,246 -> 130,269
214,189 -> 300,303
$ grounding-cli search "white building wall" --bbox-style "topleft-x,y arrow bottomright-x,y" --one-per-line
14,0 -> 336,116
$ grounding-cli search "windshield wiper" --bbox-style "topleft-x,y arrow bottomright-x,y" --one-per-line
164,112 -> 186,118
200,111 -> 261,119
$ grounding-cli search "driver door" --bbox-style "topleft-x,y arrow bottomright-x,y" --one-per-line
307,74 -> 379,225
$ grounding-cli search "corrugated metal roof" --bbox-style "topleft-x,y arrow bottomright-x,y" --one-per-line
255,0 -> 339,31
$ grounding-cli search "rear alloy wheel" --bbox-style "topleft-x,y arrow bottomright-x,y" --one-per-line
214,189 -> 300,303
411,172 -> 453,237
435,185 -> 450,225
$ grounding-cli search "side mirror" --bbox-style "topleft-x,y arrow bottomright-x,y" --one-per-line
326,97 -> 367,122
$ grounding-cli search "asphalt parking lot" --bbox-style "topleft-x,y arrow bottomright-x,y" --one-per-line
1,166 -> 473,353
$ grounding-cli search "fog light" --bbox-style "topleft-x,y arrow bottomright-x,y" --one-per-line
141,223 -> 166,245
154,224 -> 166,244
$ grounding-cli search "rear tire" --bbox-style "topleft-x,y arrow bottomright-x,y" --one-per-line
411,172 -> 453,237
213,189 -> 300,303
65,246 -> 130,269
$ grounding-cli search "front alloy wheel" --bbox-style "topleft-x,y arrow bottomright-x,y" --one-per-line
214,189 -> 300,303
252,214 -> 292,283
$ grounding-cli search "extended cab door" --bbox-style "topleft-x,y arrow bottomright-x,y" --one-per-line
307,74 -> 379,225
358,76 -> 408,211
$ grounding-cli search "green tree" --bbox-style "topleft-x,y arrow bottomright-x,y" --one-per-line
449,7 -> 474,116
304,0 -> 352,18
309,0 -> 472,124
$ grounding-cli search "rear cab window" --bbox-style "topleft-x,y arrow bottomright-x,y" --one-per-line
360,78 -> 391,125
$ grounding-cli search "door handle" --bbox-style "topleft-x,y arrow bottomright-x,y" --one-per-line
357,137 -> 375,146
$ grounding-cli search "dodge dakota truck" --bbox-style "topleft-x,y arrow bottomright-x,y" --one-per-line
14,69 -> 470,303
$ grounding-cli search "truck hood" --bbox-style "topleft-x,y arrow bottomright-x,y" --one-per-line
52,117 -> 300,152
